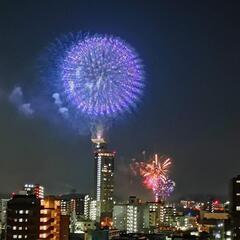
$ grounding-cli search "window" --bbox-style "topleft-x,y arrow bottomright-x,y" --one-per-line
13,235 -> 17,239
19,218 -> 23,222
19,210 -> 24,214
13,226 -> 17,230
40,226 -> 47,230
39,234 -> 47,238
236,206 -> 240,211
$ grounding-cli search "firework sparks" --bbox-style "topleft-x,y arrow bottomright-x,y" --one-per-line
40,32 -> 145,137
131,154 -> 175,202
41,33 -> 144,120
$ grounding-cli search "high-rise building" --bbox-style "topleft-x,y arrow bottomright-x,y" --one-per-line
92,137 -> 115,223
23,184 -> 44,199
39,196 -> 61,239
231,175 -> 240,239
6,194 -> 41,240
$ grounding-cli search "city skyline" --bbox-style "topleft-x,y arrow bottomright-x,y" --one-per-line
0,1 -> 240,201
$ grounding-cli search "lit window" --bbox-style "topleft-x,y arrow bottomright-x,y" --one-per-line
40,218 -> 48,222
13,235 -> 17,239
18,235 -> 22,239
13,226 -> 17,230
40,226 -> 47,230
19,218 -> 23,222
39,234 -> 47,238
40,209 -> 48,214
19,227 -> 22,230
25,210 -> 29,214
236,206 -> 240,211
19,210 -> 24,214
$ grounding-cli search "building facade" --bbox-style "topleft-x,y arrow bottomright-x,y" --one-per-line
39,196 -> 61,239
92,137 -> 115,223
6,194 -> 41,240
0,198 -> 9,238
6,194 -> 68,240
113,204 -> 127,231
60,193 -> 88,219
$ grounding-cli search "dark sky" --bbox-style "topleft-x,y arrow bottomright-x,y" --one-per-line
0,1 -> 239,200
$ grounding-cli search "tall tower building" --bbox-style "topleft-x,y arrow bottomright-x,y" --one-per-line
92,137 -> 115,224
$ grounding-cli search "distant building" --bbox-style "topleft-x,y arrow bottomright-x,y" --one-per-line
60,193 -> 88,219
159,203 -> 176,227
175,214 -> 198,231
92,137 -> 115,223
23,184 -> 44,199
126,203 -> 145,233
198,211 -> 229,239
205,198 -> 225,213
6,194 -> 41,240
143,202 -> 159,230
113,200 -> 177,233
0,198 -> 9,237
113,204 -> 127,231
73,219 -> 95,233
231,175 -> 240,239
113,198 -> 144,233
89,200 -> 98,221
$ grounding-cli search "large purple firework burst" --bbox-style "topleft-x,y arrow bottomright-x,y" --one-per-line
43,33 -> 144,121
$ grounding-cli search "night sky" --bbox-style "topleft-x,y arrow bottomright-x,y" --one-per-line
0,1 -> 239,201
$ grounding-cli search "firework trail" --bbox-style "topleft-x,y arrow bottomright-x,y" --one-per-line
131,154 -> 175,202
40,33 -> 145,138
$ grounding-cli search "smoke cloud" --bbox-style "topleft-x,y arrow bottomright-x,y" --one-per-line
9,87 -> 34,117
52,92 -> 69,118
